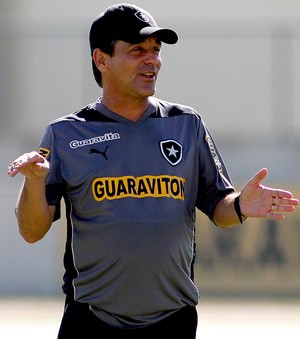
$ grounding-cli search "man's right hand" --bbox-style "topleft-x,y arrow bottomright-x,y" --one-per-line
8,151 -> 50,179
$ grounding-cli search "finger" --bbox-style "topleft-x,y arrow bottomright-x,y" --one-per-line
11,152 -> 43,169
265,211 -> 285,220
272,190 -> 292,198
271,204 -> 296,213
8,157 -> 30,176
17,152 -> 41,167
248,168 -> 268,186
34,161 -> 50,173
7,163 -> 20,177
273,196 -> 299,206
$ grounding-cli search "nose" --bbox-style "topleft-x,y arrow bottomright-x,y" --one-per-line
144,50 -> 161,66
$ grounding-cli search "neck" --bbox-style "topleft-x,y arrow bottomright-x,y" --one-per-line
100,94 -> 150,122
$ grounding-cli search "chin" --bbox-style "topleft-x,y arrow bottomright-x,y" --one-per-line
142,87 -> 156,97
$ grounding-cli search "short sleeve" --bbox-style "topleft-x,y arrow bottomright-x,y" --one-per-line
195,120 -> 235,221
38,124 -> 64,221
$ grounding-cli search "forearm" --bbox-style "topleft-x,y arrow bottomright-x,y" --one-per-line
213,192 -> 247,228
17,176 -> 53,243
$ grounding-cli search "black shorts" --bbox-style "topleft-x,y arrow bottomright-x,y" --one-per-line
58,299 -> 198,339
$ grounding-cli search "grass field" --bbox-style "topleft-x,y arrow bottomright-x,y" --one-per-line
0,297 -> 299,338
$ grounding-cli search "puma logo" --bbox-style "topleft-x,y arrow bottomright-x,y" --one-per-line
89,146 -> 109,160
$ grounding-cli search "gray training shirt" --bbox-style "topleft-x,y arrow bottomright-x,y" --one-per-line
38,97 -> 234,328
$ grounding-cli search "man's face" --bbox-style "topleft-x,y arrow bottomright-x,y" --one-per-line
103,36 -> 162,100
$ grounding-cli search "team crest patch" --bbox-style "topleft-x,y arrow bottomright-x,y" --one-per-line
160,140 -> 182,166
38,147 -> 50,159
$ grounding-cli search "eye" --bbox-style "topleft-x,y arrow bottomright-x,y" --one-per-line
154,47 -> 161,55
130,46 -> 144,55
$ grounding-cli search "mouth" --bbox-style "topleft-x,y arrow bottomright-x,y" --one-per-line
140,72 -> 156,79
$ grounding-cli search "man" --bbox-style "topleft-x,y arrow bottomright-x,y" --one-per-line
7,3 -> 299,339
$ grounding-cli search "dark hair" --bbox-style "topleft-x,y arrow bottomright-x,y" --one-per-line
92,40 -> 117,88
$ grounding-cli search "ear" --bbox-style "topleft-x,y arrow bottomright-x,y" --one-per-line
93,49 -> 107,71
